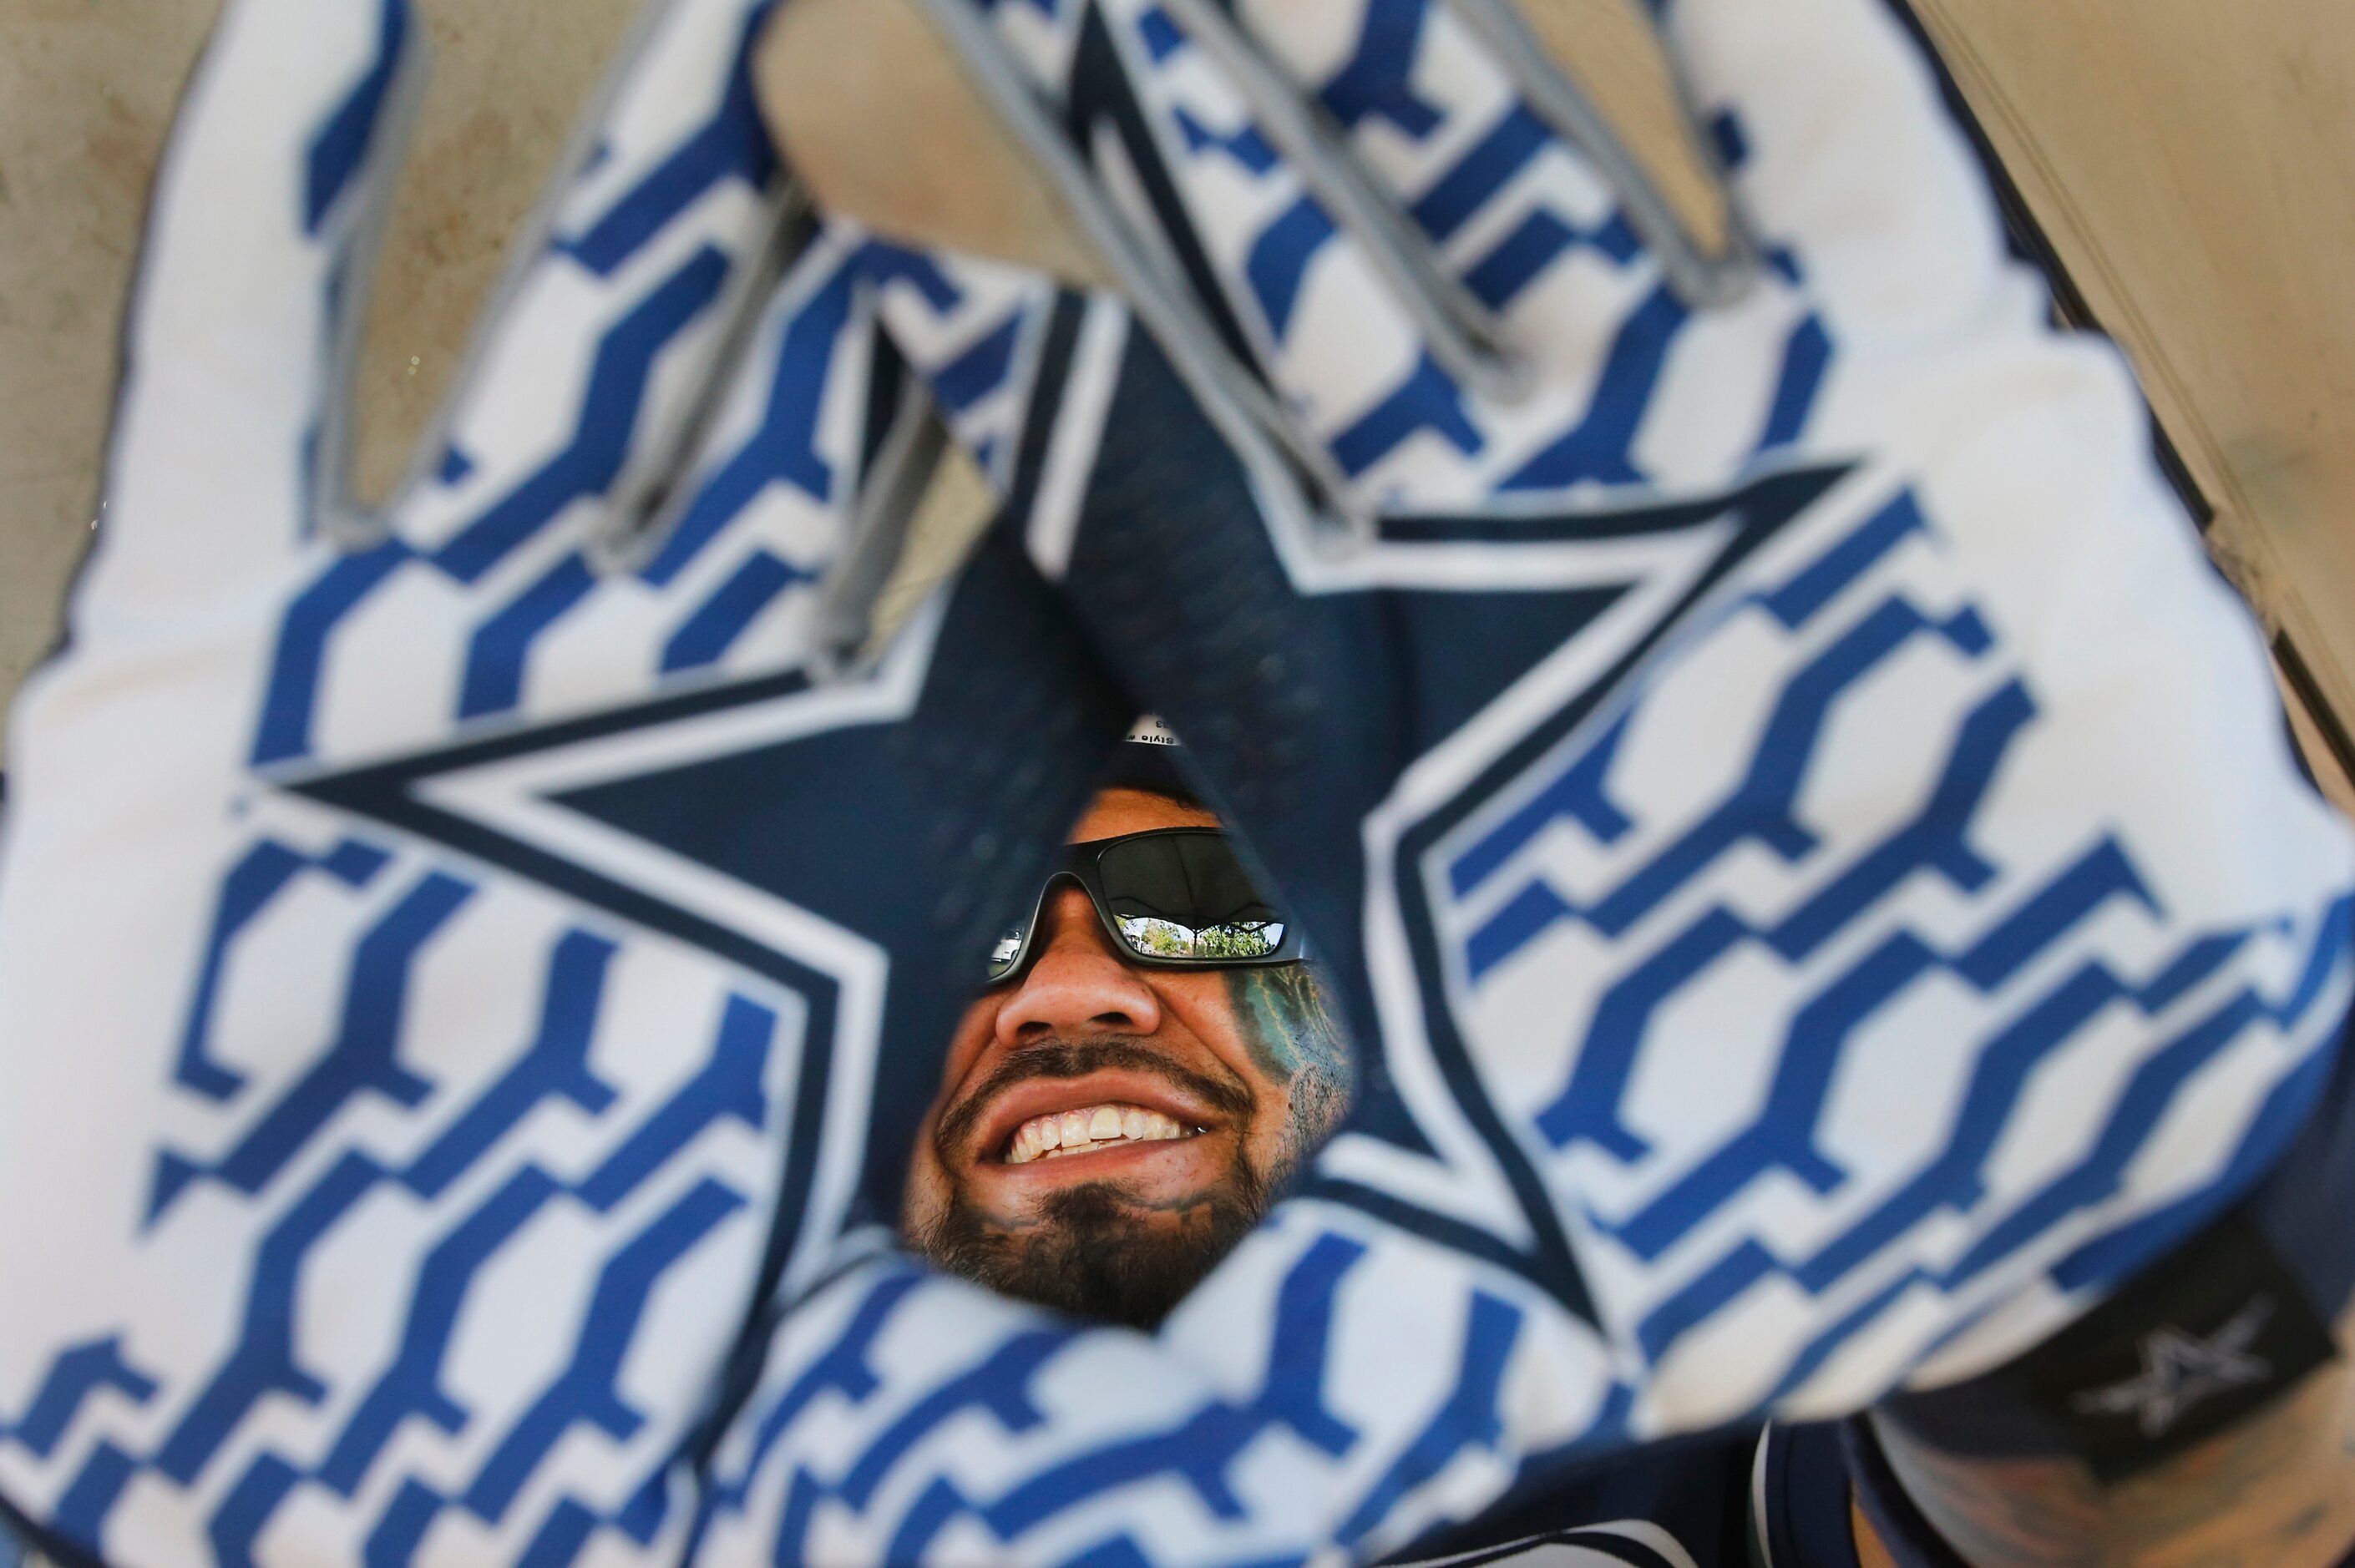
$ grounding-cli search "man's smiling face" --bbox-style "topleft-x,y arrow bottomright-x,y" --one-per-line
902,787 -> 1350,1328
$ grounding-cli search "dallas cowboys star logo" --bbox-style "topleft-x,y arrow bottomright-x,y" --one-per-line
2071,1296 -> 2278,1438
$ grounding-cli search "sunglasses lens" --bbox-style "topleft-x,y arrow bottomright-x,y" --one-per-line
986,925 -> 1028,981
1112,913 -> 1286,959
1096,834 -> 1286,964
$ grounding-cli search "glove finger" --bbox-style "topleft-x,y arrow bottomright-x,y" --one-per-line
369,232 -> 879,740
237,0 -> 833,766
379,0 -> 788,586
1659,0 -> 2013,346
922,0 -> 1484,508
1221,0 -> 1659,498
1040,0 -> 1823,508
88,0 -> 418,629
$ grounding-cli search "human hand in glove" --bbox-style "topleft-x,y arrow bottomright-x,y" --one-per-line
712,0 -> 2355,1555
0,3 -> 1128,1562
845,0 -> 2355,1421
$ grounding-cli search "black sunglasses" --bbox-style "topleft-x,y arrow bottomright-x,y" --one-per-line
986,827 -> 1304,984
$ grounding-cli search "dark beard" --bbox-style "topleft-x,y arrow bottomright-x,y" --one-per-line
913,1145 -> 1270,1331
914,1036 -> 1275,1328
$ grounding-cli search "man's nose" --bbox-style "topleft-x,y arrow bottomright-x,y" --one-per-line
995,886 -> 1163,1046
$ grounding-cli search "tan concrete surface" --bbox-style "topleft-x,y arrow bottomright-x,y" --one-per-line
0,0 -> 220,730
0,0 -> 642,747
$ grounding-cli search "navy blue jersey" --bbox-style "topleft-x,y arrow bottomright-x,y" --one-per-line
1385,1425 -> 1858,1568
1387,1416 -> 2355,1568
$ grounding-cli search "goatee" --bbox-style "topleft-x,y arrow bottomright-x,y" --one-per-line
914,1158 -> 1269,1330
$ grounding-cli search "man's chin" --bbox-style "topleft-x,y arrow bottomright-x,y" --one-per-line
913,1174 -> 1265,1331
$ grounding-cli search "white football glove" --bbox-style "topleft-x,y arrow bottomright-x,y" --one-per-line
0,3 -> 1127,1562
704,0 -> 2355,1560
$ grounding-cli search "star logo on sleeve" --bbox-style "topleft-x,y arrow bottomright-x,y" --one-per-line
2069,1297 -> 2277,1438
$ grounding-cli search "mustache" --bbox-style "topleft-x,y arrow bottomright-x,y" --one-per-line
934,1038 -> 1255,1158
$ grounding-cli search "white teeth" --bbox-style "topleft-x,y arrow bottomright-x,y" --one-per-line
1001,1103 -> 1201,1163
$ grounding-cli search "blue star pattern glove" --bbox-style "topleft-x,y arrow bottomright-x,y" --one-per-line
686,0 -> 2355,1560
874,0 -> 2355,1401
0,2 -> 1131,1561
